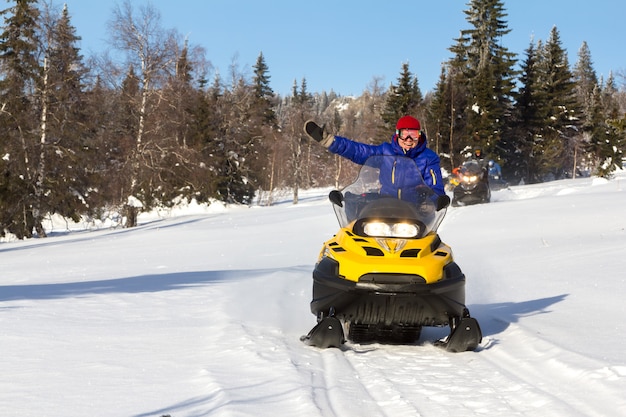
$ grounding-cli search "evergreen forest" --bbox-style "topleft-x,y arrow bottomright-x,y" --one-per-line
1,0 -> 625,239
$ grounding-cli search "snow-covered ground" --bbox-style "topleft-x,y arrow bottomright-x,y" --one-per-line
2,171 -> 626,416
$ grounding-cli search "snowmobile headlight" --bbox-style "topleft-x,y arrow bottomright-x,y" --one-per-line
391,222 -> 419,238
363,221 -> 391,237
363,221 -> 418,238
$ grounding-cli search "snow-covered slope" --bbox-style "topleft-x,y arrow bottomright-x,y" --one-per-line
2,173 -> 626,416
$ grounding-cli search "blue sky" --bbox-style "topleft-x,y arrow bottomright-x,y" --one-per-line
58,0 -> 625,97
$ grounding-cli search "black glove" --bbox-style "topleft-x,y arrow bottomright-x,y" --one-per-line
304,120 -> 334,148
436,194 -> 451,211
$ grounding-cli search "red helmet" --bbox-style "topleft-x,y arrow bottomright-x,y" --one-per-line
396,115 -> 421,131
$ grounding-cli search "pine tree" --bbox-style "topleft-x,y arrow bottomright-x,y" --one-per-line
284,78 -> 314,204
573,42 -> 598,114
601,73 -> 621,121
36,3 -> 90,229
252,52 -> 277,127
572,41 -> 598,174
250,52 -> 278,191
0,0 -> 42,238
433,36 -> 472,169
146,39 -> 219,205
189,74 -> 227,202
428,62 -> 469,171
604,84 -> 626,170
118,64 -> 140,140
508,40 -> 546,183
381,62 -> 423,133
185,86 -> 221,202
81,75 -> 119,213
583,73 -> 625,177
458,0 -> 517,157
213,72 -> 264,205
535,26 -> 580,180
170,40 -> 193,148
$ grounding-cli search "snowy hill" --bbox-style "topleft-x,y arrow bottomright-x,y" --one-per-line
2,172 -> 626,416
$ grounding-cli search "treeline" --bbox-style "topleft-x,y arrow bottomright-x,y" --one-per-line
1,0 -> 625,239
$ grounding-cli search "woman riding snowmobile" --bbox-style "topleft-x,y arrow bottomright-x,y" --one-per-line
304,115 -> 445,197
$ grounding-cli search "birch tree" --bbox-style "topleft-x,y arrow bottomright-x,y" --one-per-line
107,0 -> 178,226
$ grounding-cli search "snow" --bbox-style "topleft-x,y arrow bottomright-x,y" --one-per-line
2,171 -> 626,417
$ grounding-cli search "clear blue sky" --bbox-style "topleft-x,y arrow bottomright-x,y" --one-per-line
58,0 -> 625,97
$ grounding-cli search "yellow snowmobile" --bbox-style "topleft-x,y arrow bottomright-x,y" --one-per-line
302,155 -> 482,352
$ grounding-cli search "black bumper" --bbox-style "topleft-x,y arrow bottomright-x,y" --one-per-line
453,182 -> 490,205
311,257 -> 467,327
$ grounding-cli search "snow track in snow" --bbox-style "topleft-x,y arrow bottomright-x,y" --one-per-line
293,326 -> 626,416
223,266 -> 626,417
475,319 -> 626,416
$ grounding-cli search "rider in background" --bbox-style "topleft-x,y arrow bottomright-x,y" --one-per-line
488,160 -> 502,180
469,147 -> 489,183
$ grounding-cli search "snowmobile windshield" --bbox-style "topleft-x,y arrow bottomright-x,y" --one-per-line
460,160 -> 483,176
329,155 -> 447,238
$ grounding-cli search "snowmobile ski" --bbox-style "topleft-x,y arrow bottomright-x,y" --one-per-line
301,316 -> 344,349
436,317 -> 482,352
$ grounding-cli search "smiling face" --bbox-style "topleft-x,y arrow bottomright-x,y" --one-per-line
397,129 -> 421,151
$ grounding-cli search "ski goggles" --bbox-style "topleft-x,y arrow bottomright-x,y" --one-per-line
398,129 -> 421,142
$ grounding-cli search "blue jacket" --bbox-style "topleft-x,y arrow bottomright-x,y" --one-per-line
328,133 -> 445,196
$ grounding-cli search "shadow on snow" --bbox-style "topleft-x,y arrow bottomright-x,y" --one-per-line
463,294 -> 569,349
1,263 -> 568,352
0,266 -> 311,303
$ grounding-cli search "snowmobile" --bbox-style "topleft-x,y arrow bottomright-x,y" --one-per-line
452,160 -> 491,206
488,174 -> 509,191
301,155 -> 482,352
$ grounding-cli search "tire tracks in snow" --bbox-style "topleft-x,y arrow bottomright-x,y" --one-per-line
476,319 -> 626,417
334,341 -> 526,416
219,267 -> 625,416
308,348 -> 390,417
299,329 -> 626,417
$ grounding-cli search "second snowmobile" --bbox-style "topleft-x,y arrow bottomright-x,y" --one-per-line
452,160 -> 491,206
302,155 -> 482,352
